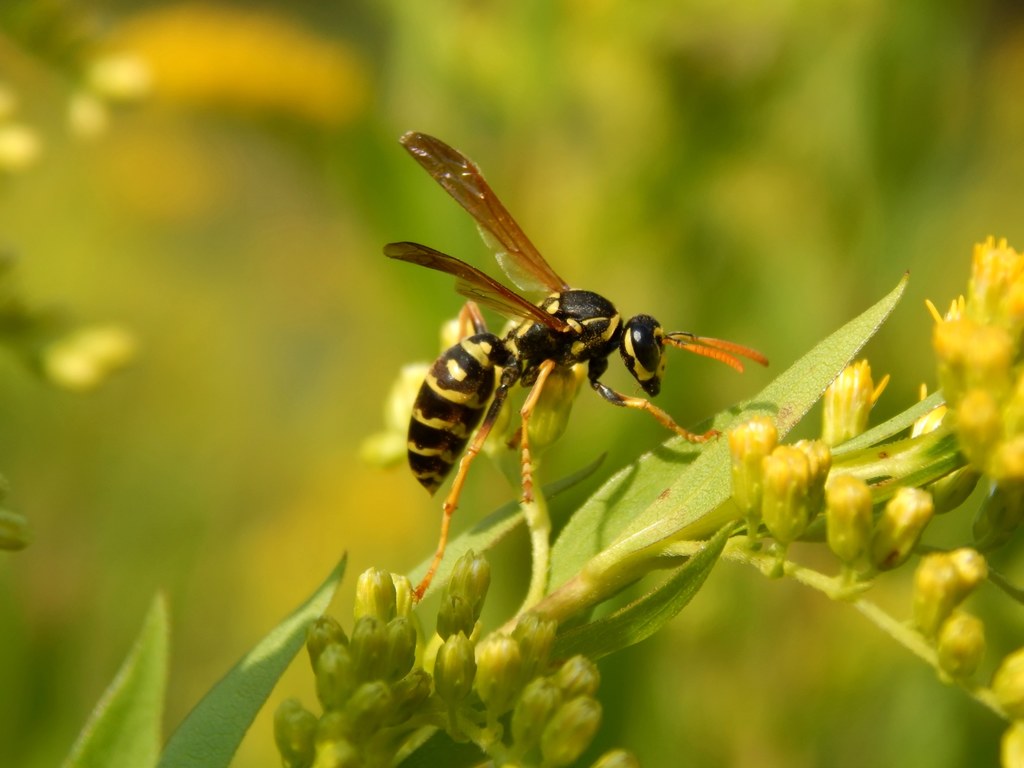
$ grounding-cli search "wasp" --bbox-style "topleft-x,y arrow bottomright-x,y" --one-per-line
385,132 -> 768,600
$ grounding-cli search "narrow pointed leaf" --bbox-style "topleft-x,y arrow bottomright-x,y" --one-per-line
159,556 -> 346,768
63,594 -> 169,768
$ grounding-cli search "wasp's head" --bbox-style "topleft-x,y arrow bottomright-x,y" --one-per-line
620,314 -> 666,397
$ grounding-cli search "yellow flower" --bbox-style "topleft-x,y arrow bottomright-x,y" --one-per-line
110,4 -> 368,126
967,236 -> 1024,336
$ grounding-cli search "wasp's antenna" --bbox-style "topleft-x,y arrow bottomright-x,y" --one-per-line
664,332 -> 769,372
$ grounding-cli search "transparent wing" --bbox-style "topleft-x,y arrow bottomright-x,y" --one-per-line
400,131 -> 570,294
384,242 -> 569,332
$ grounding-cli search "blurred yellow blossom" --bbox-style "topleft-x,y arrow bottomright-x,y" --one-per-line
41,325 -> 137,391
110,4 -> 368,125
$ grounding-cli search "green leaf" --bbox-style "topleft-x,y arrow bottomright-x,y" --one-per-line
158,556 -> 346,768
407,453 -> 605,597
549,274 -> 909,590
553,524 -> 732,660
63,594 -> 169,768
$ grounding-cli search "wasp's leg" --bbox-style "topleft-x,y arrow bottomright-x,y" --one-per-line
517,359 -> 557,505
456,301 -> 488,338
589,378 -> 719,443
413,365 -> 518,602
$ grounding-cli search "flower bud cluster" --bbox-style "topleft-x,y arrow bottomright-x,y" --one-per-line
276,553 -> 627,767
275,565 -> 426,768
932,238 -> 1024,549
729,421 -> 831,554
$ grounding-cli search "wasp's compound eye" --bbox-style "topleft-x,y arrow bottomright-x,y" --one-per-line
620,315 -> 664,396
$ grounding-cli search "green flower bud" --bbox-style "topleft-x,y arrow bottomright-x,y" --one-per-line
936,611 -> 985,680
447,549 -> 491,613
343,681 -> 393,743
553,655 -> 601,700
591,749 -> 641,768
274,698 -> 317,768
437,551 -> 491,639
822,360 -> 886,446
307,616 -> 348,671
871,487 -> 934,570
993,647 -> 1024,720
349,615 -> 389,682
436,594 -> 476,642
392,574 -> 414,618
511,677 -> 563,753
527,364 -> 585,452
382,617 -> 417,683
385,667 -> 433,726
312,717 -> 360,768
315,643 -> 357,712
927,466 -> 980,515
354,567 -> 397,623
955,388 -> 1003,471
512,612 -> 558,681
973,481 -> 1024,551
761,445 -> 812,546
1002,722 -> 1024,768
540,696 -> 603,768
474,634 -> 523,718
728,416 -> 778,519
0,507 -> 30,551
825,474 -> 873,568
433,632 -> 476,706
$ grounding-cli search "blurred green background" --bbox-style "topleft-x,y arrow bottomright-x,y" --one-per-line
1,1 -> 1023,766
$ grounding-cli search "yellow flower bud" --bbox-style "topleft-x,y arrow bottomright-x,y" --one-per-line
354,567 -> 397,623
993,647 -> 1024,720
728,416 -> 779,518
822,360 -> 887,446
1002,722 -> 1024,768
273,698 -> 316,768
871,487 -> 934,570
825,475 -> 873,568
474,634 -> 523,718
954,388 -> 1003,471
761,445 -> 812,546
526,363 -> 585,453
936,611 -> 985,680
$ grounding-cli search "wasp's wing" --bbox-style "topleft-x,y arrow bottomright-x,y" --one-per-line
384,242 -> 570,332
400,132 -> 570,294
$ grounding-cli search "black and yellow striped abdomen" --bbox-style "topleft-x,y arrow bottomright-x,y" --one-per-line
407,332 -> 513,494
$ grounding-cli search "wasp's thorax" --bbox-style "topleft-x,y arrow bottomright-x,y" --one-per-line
620,314 -> 667,397
508,289 -> 622,374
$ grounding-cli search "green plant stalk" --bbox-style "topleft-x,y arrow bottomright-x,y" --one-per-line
670,538 -> 1008,719
519,476 -> 552,613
